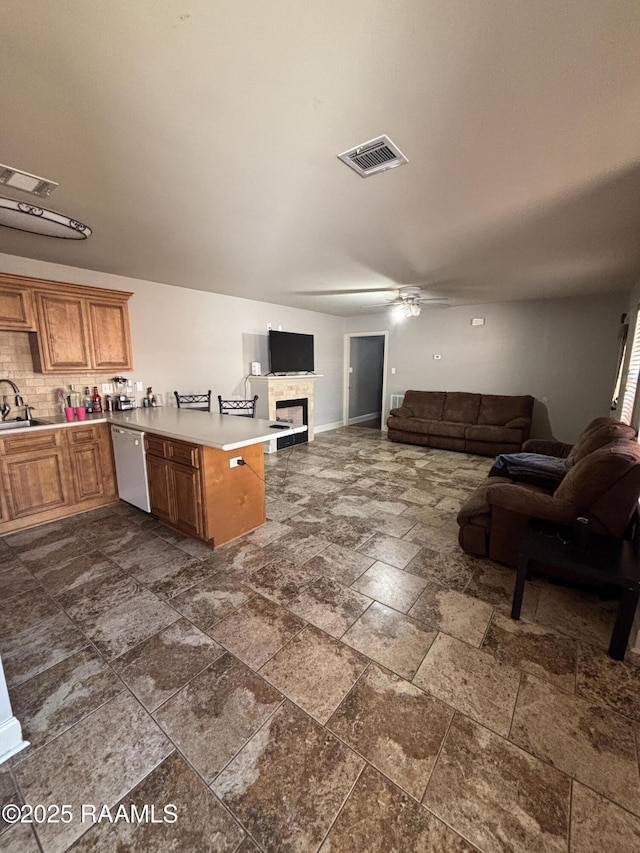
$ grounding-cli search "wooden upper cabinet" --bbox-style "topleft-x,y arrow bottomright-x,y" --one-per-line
0,282 -> 36,330
35,292 -> 94,370
89,299 -> 132,370
0,273 -> 133,373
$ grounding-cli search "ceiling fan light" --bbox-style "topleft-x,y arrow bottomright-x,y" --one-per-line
411,304 -> 421,316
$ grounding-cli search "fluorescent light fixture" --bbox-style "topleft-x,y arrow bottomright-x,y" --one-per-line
0,197 -> 91,239
0,164 -> 58,197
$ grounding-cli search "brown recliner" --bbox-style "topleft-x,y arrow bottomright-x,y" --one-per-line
522,416 -> 637,463
457,419 -> 640,567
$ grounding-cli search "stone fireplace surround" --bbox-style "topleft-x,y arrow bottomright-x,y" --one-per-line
249,374 -> 321,453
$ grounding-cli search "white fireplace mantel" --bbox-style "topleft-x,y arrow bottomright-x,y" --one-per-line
250,374 -> 322,453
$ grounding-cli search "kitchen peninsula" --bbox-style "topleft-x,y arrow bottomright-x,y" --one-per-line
117,408 -> 306,547
0,409 -> 306,546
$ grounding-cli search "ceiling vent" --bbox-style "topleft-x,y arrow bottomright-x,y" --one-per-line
338,135 -> 408,178
0,164 -> 58,197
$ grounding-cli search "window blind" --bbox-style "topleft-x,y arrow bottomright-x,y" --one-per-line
620,310 -> 640,425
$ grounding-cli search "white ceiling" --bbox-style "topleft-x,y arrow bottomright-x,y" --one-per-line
2,1 -> 640,316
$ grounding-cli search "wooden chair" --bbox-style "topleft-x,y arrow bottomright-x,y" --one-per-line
218,394 -> 258,418
174,390 -> 212,412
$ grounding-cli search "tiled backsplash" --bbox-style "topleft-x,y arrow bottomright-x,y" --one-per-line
0,331 -> 117,419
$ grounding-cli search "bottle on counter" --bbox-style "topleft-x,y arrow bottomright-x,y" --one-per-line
83,387 -> 93,413
104,394 -> 114,412
146,387 -> 157,407
92,386 -> 102,413
68,385 -> 81,409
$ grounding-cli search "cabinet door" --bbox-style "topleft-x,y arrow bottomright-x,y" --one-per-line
147,454 -> 174,524
1,435 -> 71,520
67,425 -> 116,503
0,283 -> 35,330
35,292 -> 93,370
89,300 -> 133,370
171,463 -> 204,538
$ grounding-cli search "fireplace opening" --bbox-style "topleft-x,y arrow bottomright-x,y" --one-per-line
275,397 -> 308,449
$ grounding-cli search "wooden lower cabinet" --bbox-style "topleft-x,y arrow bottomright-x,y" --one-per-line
146,437 -> 205,540
147,453 -> 178,527
145,433 -> 265,547
171,464 -> 204,539
67,424 -> 117,503
0,423 -> 117,535
2,430 -> 70,520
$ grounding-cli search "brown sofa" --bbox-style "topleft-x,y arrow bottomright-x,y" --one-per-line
457,417 -> 640,567
387,390 -> 534,456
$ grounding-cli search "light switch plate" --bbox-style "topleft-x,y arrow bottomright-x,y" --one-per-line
135,381 -> 143,392
102,383 -> 113,394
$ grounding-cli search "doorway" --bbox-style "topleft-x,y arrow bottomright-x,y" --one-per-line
344,332 -> 388,430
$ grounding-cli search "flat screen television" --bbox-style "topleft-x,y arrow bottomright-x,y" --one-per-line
268,330 -> 314,373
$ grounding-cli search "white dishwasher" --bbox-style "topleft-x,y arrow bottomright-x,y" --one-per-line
111,425 -> 151,512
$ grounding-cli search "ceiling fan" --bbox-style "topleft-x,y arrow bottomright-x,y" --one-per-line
365,286 -> 451,316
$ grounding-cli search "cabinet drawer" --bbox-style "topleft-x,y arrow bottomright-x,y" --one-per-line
145,434 -> 200,468
69,425 -> 101,445
145,435 -> 168,458
1,429 -> 61,456
167,440 -> 200,468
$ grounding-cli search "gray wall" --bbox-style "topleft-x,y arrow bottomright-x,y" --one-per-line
348,335 -> 384,419
0,251 -> 628,441
347,293 -> 627,443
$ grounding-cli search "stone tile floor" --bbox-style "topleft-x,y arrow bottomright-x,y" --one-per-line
1,426 -> 640,851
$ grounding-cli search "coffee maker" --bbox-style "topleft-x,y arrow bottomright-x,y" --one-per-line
112,376 -> 135,411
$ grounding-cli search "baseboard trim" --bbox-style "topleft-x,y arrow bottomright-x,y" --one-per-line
0,716 -> 29,765
315,420 -> 345,434
348,411 -> 381,426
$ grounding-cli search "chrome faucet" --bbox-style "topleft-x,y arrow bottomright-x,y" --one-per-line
0,379 -> 25,421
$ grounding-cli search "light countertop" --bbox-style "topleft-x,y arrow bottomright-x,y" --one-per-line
0,409 -> 306,451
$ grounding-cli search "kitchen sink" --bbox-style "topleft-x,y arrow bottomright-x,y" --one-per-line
0,419 -> 50,431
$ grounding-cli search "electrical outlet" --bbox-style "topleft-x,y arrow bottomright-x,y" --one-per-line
135,381 -> 143,392
102,383 -> 113,394
229,456 -> 243,468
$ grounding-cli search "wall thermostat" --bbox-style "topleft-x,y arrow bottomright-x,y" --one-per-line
251,361 -> 261,375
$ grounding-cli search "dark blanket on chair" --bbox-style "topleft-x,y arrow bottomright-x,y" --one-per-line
489,452 -> 573,487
